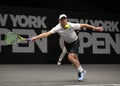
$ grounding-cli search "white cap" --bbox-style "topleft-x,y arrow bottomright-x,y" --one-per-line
59,14 -> 67,19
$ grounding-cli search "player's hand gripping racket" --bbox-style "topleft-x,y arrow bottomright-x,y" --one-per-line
5,32 -> 31,45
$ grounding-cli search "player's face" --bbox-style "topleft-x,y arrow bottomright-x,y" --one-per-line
59,17 -> 67,27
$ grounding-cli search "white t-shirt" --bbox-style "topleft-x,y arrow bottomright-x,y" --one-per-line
50,22 -> 81,43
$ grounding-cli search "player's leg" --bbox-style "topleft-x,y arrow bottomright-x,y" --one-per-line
68,53 -> 86,81
65,38 -> 86,81
68,53 -> 80,68
57,46 -> 67,65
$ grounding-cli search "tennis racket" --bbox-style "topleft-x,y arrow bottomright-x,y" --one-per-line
5,32 -> 31,45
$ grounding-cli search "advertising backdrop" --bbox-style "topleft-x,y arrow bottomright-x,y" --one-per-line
0,6 -> 120,64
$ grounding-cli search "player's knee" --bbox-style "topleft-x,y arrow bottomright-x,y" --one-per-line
68,53 -> 74,60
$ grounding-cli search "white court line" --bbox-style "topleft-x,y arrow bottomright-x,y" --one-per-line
63,84 -> 120,86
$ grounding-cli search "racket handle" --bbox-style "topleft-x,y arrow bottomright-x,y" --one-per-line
26,38 -> 31,41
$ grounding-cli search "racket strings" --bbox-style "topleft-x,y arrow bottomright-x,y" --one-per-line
5,32 -> 17,44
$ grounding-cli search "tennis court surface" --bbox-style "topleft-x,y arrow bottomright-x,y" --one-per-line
0,64 -> 120,86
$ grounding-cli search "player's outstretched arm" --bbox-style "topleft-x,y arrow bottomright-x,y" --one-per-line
31,31 -> 53,42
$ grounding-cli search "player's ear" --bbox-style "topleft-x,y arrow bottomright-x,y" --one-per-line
58,19 -> 61,23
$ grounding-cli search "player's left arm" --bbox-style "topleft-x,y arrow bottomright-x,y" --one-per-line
80,24 -> 103,31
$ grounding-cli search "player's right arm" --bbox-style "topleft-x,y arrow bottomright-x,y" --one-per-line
31,24 -> 59,42
31,31 -> 53,42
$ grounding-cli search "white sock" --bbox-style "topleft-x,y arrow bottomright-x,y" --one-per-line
77,66 -> 84,73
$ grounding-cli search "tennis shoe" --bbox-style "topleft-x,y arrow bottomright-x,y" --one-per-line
78,70 -> 86,81
57,61 -> 61,65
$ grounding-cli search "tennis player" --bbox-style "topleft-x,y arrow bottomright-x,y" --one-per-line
31,14 -> 103,81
